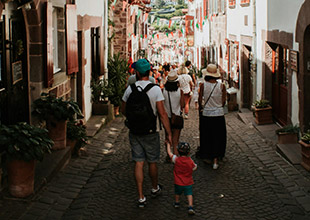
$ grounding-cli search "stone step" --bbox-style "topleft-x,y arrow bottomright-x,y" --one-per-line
276,143 -> 302,165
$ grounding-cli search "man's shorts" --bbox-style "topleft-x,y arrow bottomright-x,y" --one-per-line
174,184 -> 193,196
129,132 -> 160,163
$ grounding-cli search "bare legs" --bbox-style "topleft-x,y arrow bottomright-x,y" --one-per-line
134,161 -> 158,199
175,194 -> 193,207
135,161 -> 144,199
172,128 -> 181,155
183,94 -> 191,115
165,128 -> 181,155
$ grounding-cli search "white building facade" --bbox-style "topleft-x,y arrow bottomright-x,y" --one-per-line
76,0 -> 109,121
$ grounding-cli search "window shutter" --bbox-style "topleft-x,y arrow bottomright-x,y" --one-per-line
203,0 -> 207,18
45,2 -> 54,87
66,4 -> 78,75
99,26 -> 105,76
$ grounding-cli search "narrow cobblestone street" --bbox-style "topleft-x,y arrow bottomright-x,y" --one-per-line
1,105 -> 310,220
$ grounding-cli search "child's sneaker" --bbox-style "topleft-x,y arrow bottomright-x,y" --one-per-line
151,184 -> 162,198
188,206 -> 195,215
173,202 -> 180,208
138,197 -> 146,208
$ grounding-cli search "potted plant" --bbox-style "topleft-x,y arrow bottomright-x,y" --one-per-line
67,120 -> 88,155
299,130 -> 310,171
91,79 -> 113,116
253,99 -> 273,125
0,122 -> 53,197
32,93 -> 83,150
275,124 -> 299,144
108,53 -> 129,116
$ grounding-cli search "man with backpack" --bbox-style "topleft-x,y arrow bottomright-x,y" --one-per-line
121,59 -> 172,208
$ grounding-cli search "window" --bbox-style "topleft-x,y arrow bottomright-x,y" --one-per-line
52,8 -> 59,73
91,27 -> 100,80
52,7 -> 65,74
241,0 -> 250,5
203,0 -> 208,18
134,15 -> 138,36
229,0 -> 236,8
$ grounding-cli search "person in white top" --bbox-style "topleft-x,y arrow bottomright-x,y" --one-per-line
177,65 -> 193,119
162,70 -> 185,155
121,59 -> 172,208
197,64 -> 227,170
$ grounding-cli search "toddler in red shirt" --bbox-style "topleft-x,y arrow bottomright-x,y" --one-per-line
167,142 -> 197,215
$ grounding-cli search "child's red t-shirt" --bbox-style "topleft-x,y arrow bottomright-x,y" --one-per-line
172,155 -> 197,186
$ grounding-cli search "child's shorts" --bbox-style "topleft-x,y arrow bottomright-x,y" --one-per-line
174,184 -> 193,196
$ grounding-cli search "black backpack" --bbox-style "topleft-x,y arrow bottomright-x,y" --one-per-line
125,83 -> 158,135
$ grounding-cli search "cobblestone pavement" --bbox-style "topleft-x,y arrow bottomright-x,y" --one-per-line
1,105 -> 310,220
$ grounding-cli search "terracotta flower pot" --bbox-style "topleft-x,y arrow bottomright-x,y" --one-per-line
7,160 -> 35,198
277,132 -> 298,144
254,106 -> 273,125
46,118 -> 67,150
299,140 -> 310,171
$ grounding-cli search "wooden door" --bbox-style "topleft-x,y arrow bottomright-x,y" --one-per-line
272,45 -> 288,125
242,45 -> 252,109
304,26 -> 310,131
0,9 -> 29,124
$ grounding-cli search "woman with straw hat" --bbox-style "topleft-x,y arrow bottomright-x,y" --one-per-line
177,64 -> 194,119
162,70 -> 185,156
197,64 -> 227,170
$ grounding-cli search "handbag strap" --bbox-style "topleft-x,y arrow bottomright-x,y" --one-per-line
167,91 -> 173,116
203,82 -> 218,109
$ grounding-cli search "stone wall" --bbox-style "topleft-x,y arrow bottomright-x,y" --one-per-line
111,0 -> 128,58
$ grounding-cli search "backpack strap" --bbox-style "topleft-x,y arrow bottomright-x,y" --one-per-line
130,83 -> 138,92
143,83 -> 157,93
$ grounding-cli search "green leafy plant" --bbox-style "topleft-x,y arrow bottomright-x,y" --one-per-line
276,124 -> 300,135
0,122 -> 53,161
301,130 -> 310,144
254,99 -> 270,108
32,93 -> 83,121
91,79 -> 113,103
67,120 -> 88,155
108,53 -> 129,107
67,120 -> 88,144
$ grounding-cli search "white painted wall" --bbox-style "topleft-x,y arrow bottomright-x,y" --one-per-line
76,0 -> 104,16
84,30 -> 92,122
189,0 -> 210,68
256,0 -> 268,101
268,0 -> 304,51
266,0 -> 304,125
227,0 -> 253,41
76,0 -> 106,121
291,72 -> 300,125
226,0 -> 254,105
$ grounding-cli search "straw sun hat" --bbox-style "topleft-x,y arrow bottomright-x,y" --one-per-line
167,70 -> 178,82
177,65 -> 189,75
202,64 -> 221,78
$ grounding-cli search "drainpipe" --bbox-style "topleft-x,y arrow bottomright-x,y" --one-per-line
251,0 -> 257,104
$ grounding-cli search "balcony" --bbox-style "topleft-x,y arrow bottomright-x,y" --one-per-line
229,0 -> 236,9
240,0 -> 250,7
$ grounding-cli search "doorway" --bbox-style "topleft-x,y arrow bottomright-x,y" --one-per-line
0,9 -> 29,124
272,44 -> 288,125
242,45 -> 252,109
304,25 -> 310,131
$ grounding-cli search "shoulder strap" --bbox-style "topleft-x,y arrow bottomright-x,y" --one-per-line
203,82 -> 218,108
143,83 -> 157,93
168,91 -> 172,115
130,83 -> 138,92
